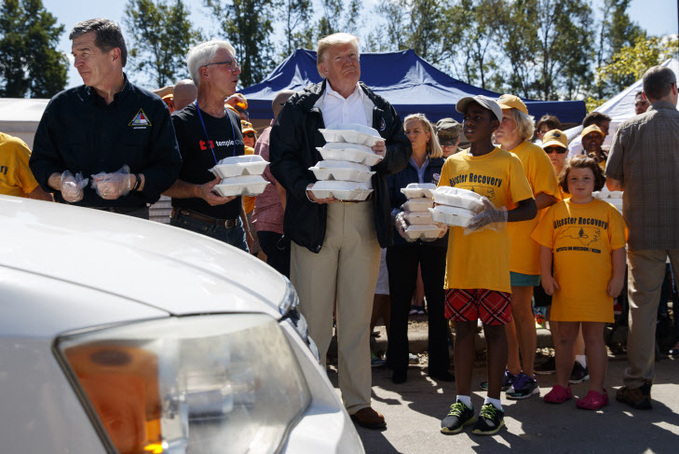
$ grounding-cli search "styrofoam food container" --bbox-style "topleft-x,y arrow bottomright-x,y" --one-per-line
404,211 -> 434,225
404,225 -> 444,241
210,155 -> 268,178
594,188 -> 623,199
401,198 -> 433,212
213,175 -> 269,197
316,143 -> 384,166
309,180 -> 373,201
432,186 -> 485,212
309,160 -> 375,183
401,183 -> 437,199
319,123 -> 383,147
429,205 -> 476,228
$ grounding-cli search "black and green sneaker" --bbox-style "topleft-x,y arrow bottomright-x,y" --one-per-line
440,401 -> 476,434
471,403 -> 505,436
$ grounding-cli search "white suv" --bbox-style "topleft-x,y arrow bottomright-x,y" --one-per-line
0,195 -> 363,454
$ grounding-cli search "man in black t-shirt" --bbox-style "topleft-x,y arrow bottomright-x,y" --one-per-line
165,40 -> 250,251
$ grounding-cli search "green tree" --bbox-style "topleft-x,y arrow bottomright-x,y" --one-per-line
124,0 -> 202,89
278,0 -> 315,56
0,0 -> 67,98
207,0 -> 276,87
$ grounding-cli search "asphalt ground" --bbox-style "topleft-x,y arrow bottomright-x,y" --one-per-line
328,320 -> 679,454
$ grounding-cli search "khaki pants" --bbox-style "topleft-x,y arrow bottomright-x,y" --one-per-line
624,249 -> 679,388
291,201 -> 381,414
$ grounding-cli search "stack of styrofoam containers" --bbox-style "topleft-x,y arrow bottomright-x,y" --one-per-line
210,155 -> 269,196
309,123 -> 383,201
399,183 -> 442,241
593,187 -> 623,213
429,187 -> 485,228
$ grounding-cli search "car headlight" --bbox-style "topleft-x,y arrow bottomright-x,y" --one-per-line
278,279 -> 320,362
54,314 -> 311,454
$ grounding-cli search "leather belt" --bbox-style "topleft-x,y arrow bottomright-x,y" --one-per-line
172,208 -> 237,228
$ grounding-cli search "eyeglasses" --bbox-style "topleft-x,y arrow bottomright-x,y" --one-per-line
203,60 -> 240,72
544,147 -> 568,154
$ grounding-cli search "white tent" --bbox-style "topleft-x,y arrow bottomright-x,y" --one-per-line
0,98 -> 49,148
567,58 -> 679,156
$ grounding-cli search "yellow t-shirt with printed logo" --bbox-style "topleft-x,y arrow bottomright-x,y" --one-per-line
531,198 -> 627,323
507,141 -> 561,275
438,147 -> 534,293
0,132 -> 39,197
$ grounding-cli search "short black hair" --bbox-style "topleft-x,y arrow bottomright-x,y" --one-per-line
559,155 -> 606,193
582,112 -> 611,129
70,18 -> 127,67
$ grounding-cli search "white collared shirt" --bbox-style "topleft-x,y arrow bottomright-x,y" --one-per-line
318,82 -> 369,128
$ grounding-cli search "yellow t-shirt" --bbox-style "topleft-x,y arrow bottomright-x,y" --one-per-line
531,198 -> 627,323
0,132 -> 39,197
438,147 -> 534,293
506,141 -> 561,275
243,145 -> 256,214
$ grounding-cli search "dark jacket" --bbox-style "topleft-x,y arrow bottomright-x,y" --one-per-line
270,80 -> 411,253
387,156 -> 448,247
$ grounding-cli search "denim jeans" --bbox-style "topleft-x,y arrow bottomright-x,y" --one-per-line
171,212 -> 249,252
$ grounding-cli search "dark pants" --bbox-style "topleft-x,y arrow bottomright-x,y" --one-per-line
171,213 -> 248,252
257,231 -> 290,278
386,244 -> 450,375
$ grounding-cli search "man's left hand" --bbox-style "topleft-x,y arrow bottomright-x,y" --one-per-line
92,166 -> 132,200
371,140 -> 386,157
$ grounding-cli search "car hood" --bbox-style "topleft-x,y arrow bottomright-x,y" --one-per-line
0,196 -> 287,319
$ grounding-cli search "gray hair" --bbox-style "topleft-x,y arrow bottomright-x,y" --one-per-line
316,33 -> 360,79
186,40 -> 237,86
643,65 -> 676,102
69,18 -> 127,67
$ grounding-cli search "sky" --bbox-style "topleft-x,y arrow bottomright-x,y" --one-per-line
42,0 -> 679,89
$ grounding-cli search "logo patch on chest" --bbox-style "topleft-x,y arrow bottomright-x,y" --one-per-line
129,109 -> 152,128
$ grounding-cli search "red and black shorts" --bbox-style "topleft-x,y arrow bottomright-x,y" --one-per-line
445,288 -> 512,326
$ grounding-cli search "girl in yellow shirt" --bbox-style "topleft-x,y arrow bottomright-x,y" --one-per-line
532,156 -> 626,410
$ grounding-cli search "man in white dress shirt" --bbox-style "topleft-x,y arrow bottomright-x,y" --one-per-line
270,32 -> 411,430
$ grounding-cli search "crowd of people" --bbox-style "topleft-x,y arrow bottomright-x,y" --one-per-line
1,17 -> 677,439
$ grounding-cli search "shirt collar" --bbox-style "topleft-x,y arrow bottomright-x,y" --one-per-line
86,73 -> 131,105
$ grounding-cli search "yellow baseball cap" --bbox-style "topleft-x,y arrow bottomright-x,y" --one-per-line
541,129 -> 568,148
241,120 -> 256,135
497,94 -> 529,115
581,124 -> 604,138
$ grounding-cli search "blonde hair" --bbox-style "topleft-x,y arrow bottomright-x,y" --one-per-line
316,33 -> 360,78
404,113 -> 443,159
505,108 -> 535,142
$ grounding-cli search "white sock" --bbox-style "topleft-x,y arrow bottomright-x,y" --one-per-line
484,397 -> 503,410
575,355 -> 587,368
456,395 -> 472,408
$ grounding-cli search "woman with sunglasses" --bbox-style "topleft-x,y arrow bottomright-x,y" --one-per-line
541,129 -> 570,176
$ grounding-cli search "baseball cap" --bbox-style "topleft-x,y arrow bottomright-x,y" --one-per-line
435,118 -> 462,145
241,120 -> 256,135
272,90 -> 295,118
456,95 -> 503,122
496,94 -> 529,115
541,129 -> 568,149
581,124 -> 604,139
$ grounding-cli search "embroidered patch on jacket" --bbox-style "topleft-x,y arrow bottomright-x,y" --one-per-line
380,117 -> 386,131
129,109 -> 151,128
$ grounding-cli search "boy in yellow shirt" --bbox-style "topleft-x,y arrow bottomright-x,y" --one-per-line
439,95 -> 536,436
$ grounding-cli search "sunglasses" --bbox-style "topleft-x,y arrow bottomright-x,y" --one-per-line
544,146 -> 567,154
244,132 -> 255,138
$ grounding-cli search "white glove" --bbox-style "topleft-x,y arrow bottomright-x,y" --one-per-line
395,211 -> 415,242
92,165 -> 132,200
464,197 -> 508,235
60,170 -> 89,203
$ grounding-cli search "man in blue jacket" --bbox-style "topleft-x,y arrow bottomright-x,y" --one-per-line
270,32 -> 411,430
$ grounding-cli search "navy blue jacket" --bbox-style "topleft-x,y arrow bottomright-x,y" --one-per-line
387,156 -> 448,247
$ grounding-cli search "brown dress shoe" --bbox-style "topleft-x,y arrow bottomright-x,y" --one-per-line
616,383 -> 652,409
350,407 -> 387,430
